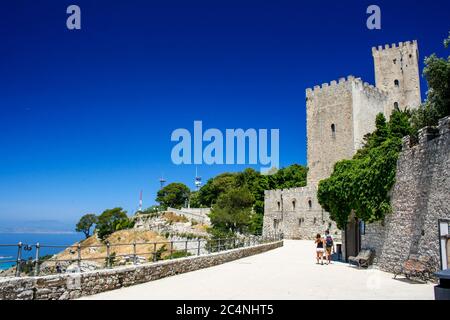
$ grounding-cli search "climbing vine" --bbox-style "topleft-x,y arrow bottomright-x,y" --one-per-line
317,111 -> 411,229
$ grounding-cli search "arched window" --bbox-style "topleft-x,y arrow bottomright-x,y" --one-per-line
292,200 -> 296,210
308,200 -> 312,210
277,201 -> 281,211
331,123 -> 336,135
394,102 -> 399,110
394,79 -> 399,87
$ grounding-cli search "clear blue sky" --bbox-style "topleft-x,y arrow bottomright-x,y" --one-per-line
1,0 -> 449,224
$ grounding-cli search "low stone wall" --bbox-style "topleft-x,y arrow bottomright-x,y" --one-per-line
0,240 -> 283,300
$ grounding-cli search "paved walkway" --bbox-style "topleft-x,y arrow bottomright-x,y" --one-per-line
82,240 -> 434,300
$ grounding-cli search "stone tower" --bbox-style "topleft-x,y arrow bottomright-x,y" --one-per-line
373,41 -> 421,117
306,77 -> 387,186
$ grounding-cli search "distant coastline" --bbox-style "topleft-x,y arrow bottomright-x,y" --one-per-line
0,231 -> 76,235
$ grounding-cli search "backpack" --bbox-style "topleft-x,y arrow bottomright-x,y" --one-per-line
325,235 -> 333,247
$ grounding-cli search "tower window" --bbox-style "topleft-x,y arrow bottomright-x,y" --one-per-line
298,218 -> 302,226
409,54 -> 412,58
313,217 -> 317,224
394,102 -> 399,110
394,80 -> 399,87
331,124 -> 336,137
308,200 -> 312,209
393,59 -> 397,64
292,200 -> 296,210
277,201 -> 281,211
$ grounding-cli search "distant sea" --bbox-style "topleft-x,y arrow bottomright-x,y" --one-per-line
0,233 -> 84,270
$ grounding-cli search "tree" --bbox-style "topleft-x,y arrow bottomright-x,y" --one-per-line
209,187 -> 255,235
96,207 -> 129,240
156,183 -> 190,209
411,33 -> 450,134
197,173 -> 237,206
75,214 -> 98,239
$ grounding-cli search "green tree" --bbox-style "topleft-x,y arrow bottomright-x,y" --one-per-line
209,187 -> 255,235
188,191 -> 202,208
411,33 -> 450,134
197,173 -> 237,206
75,214 -> 98,239
96,207 -> 129,240
156,183 -> 190,209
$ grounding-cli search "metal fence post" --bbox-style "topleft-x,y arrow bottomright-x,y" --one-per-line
197,239 -> 201,256
34,243 -> 40,277
133,242 -> 137,265
106,242 -> 111,268
152,243 -> 157,262
15,242 -> 22,277
217,239 -> 220,252
77,243 -> 81,270
185,240 -> 188,255
170,241 -> 173,257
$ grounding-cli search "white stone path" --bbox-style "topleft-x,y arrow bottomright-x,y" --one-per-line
82,240 -> 434,300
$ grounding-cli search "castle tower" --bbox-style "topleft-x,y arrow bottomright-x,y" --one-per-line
372,41 -> 421,117
306,76 -> 387,186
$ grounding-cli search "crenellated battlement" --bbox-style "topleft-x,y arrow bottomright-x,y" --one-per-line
306,75 -> 388,100
402,116 -> 450,150
372,40 -> 418,54
352,78 -> 388,99
306,75 -> 356,97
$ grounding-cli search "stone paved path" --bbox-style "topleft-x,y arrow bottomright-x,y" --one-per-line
82,240 -> 434,300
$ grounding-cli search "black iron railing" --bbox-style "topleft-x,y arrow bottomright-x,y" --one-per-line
0,233 -> 282,277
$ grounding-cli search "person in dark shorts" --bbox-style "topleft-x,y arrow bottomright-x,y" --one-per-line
315,233 -> 325,265
324,229 -> 334,265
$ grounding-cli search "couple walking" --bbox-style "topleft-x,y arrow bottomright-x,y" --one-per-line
315,230 -> 334,265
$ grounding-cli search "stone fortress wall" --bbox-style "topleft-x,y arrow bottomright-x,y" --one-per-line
361,116 -> 450,272
263,41 -> 421,241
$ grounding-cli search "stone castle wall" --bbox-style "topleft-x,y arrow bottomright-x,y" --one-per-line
306,77 -> 354,186
263,187 -> 340,240
361,116 -> 450,272
0,240 -> 283,300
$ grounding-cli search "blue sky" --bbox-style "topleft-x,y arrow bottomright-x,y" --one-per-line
0,0 -> 449,225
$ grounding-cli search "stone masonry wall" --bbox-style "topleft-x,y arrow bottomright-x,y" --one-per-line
263,187 -> 340,240
0,241 -> 283,300
362,116 -> 450,272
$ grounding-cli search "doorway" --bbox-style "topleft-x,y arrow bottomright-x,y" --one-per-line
345,217 -> 361,261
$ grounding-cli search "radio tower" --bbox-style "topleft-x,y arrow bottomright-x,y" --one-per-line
159,174 -> 166,190
138,190 -> 143,212
194,167 -> 202,191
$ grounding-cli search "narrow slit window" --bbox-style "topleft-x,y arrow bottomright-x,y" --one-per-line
394,79 -> 399,87
308,200 -> 312,209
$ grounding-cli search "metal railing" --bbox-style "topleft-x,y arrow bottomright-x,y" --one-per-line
0,233 -> 282,278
